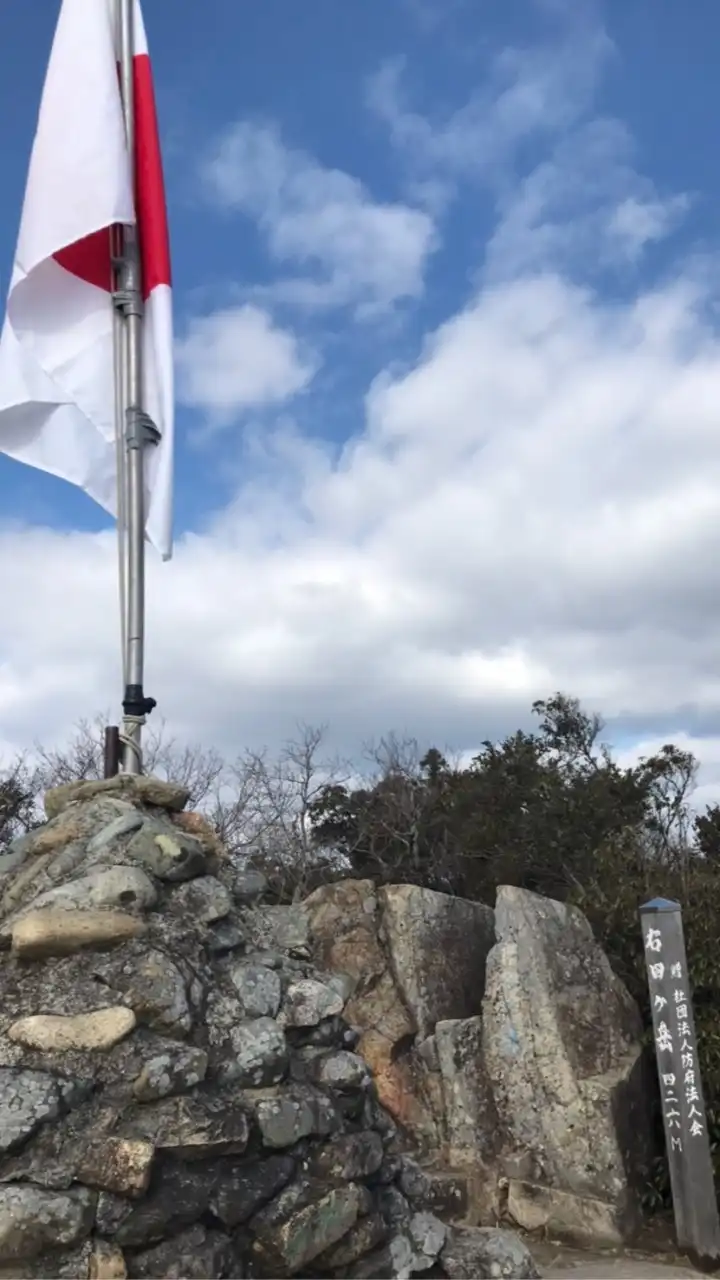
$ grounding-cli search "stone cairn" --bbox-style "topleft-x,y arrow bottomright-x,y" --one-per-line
0,775 -> 539,1280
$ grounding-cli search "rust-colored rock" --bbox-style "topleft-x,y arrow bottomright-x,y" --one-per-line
172,811 -> 227,862
77,1137 -> 155,1198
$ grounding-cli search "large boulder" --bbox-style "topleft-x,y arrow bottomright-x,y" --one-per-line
482,886 -> 652,1244
305,879 -> 497,1154
379,885 -> 495,1040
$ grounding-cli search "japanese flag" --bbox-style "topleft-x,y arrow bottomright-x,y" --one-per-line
0,0 -> 173,559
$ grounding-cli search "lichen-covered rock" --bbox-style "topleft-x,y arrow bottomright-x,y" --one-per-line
125,825 -> 206,883
93,947 -> 192,1037
250,1083 -> 341,1149
166,876 -> 231,925
315,1212 -> 388,1270
483,886 -> 651,1238
0,1185 -> 96,1260
282,978 -> 345,1027
310,1131 -> 384,1181
251,1180 -> 366,1274
243,904 -> 310,957
313,1050 -> 370,1091
229,1017 -> 288,1086
441,1226 -> 540,1279
0,1067 -> 89,1154
7,865 -> 158,928
44,774 -> 189,820
132,1046 -> 208,1102
230,962 -> 282,1019
233,868 -> 268,903
435,1015 -> 499,1166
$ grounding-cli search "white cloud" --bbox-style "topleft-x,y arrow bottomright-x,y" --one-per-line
2,0 -> 719,818
202,122 -> 437,315
485,120 -> 690,280
176,304 -> 316,425
4,261 -> 720,803
366,12 -> 612,200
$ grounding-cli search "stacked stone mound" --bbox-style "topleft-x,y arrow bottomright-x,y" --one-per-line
0,775 -> 540,1280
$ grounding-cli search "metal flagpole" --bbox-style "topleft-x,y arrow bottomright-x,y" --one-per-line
114,0 -> 157,775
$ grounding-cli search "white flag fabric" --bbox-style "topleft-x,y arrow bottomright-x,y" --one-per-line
0,0 -> 174,559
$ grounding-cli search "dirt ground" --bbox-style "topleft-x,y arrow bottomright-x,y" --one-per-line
531,1237 -> 706,1279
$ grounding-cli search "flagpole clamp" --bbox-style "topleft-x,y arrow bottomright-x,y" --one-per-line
123,685 -> 157,719
126,406 -> 161,450
113,286 -> 144,320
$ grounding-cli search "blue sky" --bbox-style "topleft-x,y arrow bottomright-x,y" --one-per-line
1,0 -> 720,803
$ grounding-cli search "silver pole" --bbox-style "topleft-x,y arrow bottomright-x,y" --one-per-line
116,0 -> 157,774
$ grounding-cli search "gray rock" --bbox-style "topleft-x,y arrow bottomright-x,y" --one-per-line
417,1034 -> 440,1072
0,1185 -> 96,1261
229,1017 -> 288,1086
133,1046 -> 209,1101
379,884 -> 495,1040
94,946 -> 192,1036
482,885 -> 650,1227
210,1154 -> 295,1228
129,1223 -> 236,1278
397,1158 -> 469,1221
350,1212 -> 446,1279
229,962 -> 282,1018
95,1191 -> 133,1236
252,1180 -> 365,1274
233,868 -> 268,903
441,1226 -> 540,1279
242,904 -> 310,956
115,1162 -> 221,1246
313,1049 -> 370,1091
282,977 -> 345,1027
205,918 -> 246,955
167,875 -> 232,925
315,1212 -> 388,1269
310,1130 -> 384,1180
86,810 -> 144,856
125,822 -> 207,882
348,1235 -> 415,1279
436,1016 -> 499,1165
0,1067 -> 89,1155
123,1093 -> 249,1161
15,865 -> 158,919
408,1210 -> 447,1262
252,1084 -> 341,1148
0,837 -> 34,876
376,1186 -> 412,1229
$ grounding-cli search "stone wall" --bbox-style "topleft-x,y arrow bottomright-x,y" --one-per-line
0,776 -> 541,1280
